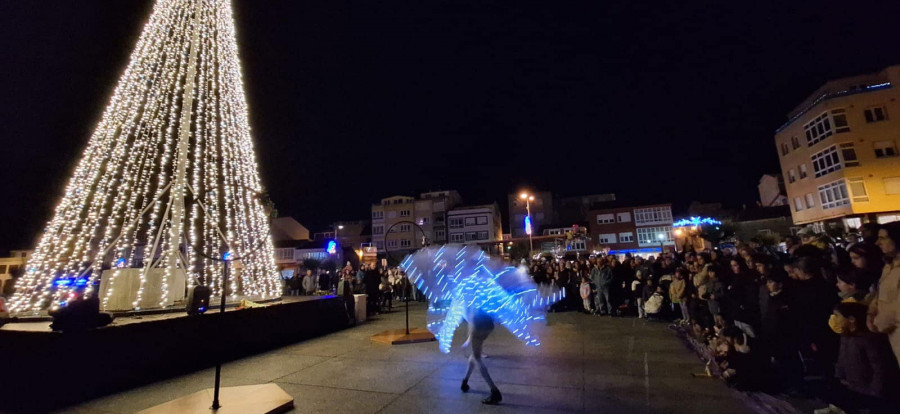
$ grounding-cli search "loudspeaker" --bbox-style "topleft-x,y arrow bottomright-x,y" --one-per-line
49,296 -> 114,332
186,285 -> 211,315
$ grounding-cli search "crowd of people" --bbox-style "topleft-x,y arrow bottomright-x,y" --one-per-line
525,222 -> 900,414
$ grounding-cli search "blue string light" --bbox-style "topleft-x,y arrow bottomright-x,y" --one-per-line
401,245 -> 564,353
672,216 -> 721,228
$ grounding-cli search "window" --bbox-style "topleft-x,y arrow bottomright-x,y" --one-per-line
466,232 -> 478,241
799,164 -> 808,179
399,239 -> 411,248
804,109 -> 850,147
788,168 -> 797,183
416,217 -> 428,225
275,249 -> 294,260
386,240 -> 398,248
477,231 -> 489,240
794,197 -> 804,211
877,214 -> 900,224
864,106 -> 887,123
791,136 -> 800,149
572,240 -> 586,251
435,229 -> 446,239
846,178 -> 869,202
636,226 -> 673,246
874,140 -> 898,158
399,224 -> 411,233
373,225 -> 384,235
618,232 -> 634,243
596,213 -> 615,224
449,233 -> 464,242
805,193 -> 816,208
811,145 -> 842,177
617,212 -> 631,223
884,177 -> 900,195
372,211 -> 384,219
633,207 -> 672,225
839,143 -> 859,167
598,233 -> 617,244
781,143 -> 789,156
476,216 -> 488,225
399,210 -> 411,217
449,218 -> 464,229
818,180 -> 850,210
465,217 -> 477,226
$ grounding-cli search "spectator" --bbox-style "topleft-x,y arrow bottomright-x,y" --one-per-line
847,242 -> 883,290
633,271 -> 647,319
302,269 -> 316,295
868,222 -> 900,367
819,302 -> 900,414
579,276 -> 592,314
760,271 -> 801,393
670,267 -> 689,324
593,259 -> 614,316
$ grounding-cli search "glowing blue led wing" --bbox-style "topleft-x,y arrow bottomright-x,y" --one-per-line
400,246 -> 564,353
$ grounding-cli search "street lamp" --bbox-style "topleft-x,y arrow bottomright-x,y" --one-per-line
519,192 -> 535,260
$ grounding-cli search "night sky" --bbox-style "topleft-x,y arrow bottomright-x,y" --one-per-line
1,1 -> 898,251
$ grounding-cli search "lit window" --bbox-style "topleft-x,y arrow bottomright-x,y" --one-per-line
864,106 -> 888,123
636,227 -> 673,246
794,197 -> 804,211
633,207 -> 673,225
617,212 -> 631,223
805,193 -> 815,208
874,140 -> 898,158
818,180 -> 850,210
884,177 -> 900,195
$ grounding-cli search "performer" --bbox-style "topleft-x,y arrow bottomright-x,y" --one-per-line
400,245 -> 563,405
461,308 -> 501,404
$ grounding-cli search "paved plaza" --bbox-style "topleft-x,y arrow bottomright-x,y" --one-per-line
61,303 -> 756,414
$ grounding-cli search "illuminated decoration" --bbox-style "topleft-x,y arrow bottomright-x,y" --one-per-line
326,240 -> 337,255
776,81 -> 892,133
672,217 -> 722,228
8,0 -> 279,315
524,216 -> 533,236
400,245 -> 564,353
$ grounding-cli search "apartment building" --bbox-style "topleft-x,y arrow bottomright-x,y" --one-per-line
775,65 -> 900,230
446,203 -> 504,254
371,191 -> 462,252
587,202 -> 675,256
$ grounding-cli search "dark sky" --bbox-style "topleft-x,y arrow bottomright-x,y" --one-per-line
1,0 -> 898,251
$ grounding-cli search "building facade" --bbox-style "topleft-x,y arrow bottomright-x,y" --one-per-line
587,203 -> 675,256
775,65 -> 900,230
371,191 -> 462,252
758,174 -> 788,207
447,203 -> 504,254
0,250 -> 31,294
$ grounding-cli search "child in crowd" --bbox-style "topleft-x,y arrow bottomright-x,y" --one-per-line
633,272 -> 646,319
579,276 -> 592,314
816,302 -> 900,414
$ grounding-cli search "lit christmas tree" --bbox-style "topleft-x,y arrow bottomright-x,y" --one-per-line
9,0 -> 280,315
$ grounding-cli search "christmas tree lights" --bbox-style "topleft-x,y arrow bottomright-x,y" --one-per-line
8,0 -> 279,315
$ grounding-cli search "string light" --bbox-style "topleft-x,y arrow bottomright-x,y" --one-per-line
9,0 -> 279,315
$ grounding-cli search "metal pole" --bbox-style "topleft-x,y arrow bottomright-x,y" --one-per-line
527,200 -> 534,259
211,259 -> 229,410
405,289 -> 410,335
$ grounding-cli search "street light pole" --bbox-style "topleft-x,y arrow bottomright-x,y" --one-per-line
520,192 -> 535,260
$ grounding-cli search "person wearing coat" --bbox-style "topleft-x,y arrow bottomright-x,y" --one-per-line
869,223 -> 900,368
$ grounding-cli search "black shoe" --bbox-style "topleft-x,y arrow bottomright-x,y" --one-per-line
482,389 -> 502,405
460,381 -> 469,392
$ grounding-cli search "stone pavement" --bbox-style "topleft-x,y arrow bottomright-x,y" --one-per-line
60,303 -> 757,414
